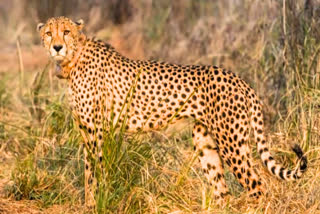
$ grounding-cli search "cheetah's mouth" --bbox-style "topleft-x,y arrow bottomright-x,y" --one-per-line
53,55 -> 65,63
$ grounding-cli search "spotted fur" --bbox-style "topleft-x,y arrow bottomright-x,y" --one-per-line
38,17 -> 307,206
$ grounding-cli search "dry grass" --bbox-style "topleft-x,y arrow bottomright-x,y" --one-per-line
0,0 -> 320,213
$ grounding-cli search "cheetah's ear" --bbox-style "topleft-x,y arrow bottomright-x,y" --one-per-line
37,23 -> 44,32
75,19 -> 84,30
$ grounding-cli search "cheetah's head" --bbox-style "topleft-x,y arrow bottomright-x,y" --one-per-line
37,16 -> 85,65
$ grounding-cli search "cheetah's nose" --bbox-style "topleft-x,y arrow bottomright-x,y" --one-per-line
53,45 -> 63,52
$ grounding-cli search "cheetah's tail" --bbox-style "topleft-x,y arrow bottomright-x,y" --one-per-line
258,142 -> 307,180
250,106 -> 307,181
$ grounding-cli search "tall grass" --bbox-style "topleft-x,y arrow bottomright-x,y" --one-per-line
0,65 -> 83,208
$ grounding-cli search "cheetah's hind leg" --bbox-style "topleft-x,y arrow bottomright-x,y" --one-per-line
192,123 -> 230,200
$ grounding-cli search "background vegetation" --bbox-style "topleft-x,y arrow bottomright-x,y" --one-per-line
0,0 -> 319,213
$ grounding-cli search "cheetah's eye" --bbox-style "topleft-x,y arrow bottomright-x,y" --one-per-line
46,32 -> 52,37
64,30 -> 70,35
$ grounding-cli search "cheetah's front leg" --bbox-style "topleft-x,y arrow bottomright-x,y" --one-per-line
77,123 -> 99,209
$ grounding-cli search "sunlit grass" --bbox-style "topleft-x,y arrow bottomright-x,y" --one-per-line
0,0 -> 319,213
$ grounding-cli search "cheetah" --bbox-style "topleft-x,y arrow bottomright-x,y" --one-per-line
37,17 -> 307,207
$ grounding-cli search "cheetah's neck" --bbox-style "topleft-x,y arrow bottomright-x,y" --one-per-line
58,35 -> 87,79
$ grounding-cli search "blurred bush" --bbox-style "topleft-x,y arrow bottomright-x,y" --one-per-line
0,0 -> 133,43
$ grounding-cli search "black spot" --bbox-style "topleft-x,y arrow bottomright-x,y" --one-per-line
207,163 -> 212,169
199,150 -> 204,157
237,172 -> 242,179
232,158 -> 237,164
287,170 -> 292,177
217,173 -> 222,180
229,146 -> 234,153
279,167 -> 285,179
229,131 -> 237,141
271,166 -> 276,174
251,180 -> 257,189
203,130 -> 208,136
